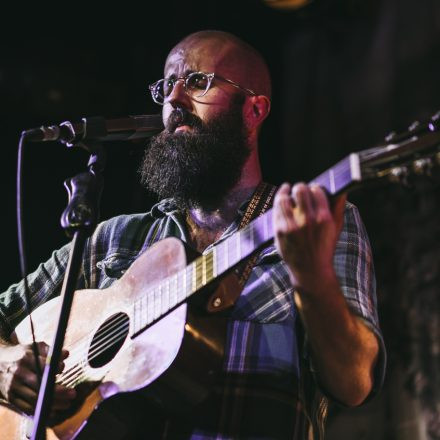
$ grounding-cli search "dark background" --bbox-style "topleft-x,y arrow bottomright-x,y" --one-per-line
1,0 -> 439,438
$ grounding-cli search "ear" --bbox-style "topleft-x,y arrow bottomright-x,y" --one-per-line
243,95 -> 271,131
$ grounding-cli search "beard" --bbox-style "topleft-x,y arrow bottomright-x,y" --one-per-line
139,95 -> 251,211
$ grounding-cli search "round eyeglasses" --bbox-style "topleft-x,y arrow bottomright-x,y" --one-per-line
149,71 -> 257,105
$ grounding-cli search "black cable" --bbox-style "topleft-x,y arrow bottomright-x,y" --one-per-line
17,133 -> 43,382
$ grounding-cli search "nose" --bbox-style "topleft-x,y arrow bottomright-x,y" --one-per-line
166,78 -> 192,109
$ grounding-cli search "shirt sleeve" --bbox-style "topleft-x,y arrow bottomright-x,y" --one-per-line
332,201 -> 387,401
0,243 -> 72,338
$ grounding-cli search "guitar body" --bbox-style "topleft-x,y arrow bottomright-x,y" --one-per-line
2,237 -> 232,439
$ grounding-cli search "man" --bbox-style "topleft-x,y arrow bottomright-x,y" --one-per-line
0,30 -> 385,439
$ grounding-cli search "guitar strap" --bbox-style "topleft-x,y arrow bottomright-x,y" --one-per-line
236,181 -> 277,286
204,181 -> 277,313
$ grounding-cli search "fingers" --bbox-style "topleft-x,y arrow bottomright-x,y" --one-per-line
10,384 -> 76,415
11,368 -> 76,414
6,342 -> 75,415
22,348 -> 67,375
310,185 -> 331,223
273,183 -> 296,232
293,183 -> 316,224
275,182 -> 345,226
275,182 -> 325,230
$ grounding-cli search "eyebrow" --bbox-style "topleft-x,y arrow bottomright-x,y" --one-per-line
167,69 -> 198,80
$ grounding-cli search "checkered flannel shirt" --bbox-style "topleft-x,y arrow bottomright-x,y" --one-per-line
0,190 -> 386,439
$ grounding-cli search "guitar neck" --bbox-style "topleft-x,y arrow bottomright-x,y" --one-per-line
130,152 -> 362,335
310,152 -> 361,195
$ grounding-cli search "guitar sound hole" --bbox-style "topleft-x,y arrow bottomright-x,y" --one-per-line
88,312 -> 130,368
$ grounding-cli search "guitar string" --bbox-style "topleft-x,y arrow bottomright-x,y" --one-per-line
58,220 -> 266,387
60,328 -> 130,388
57,271 -> 195,386
58,263 -> 203,387
58,320 -> 129,385
61,211 -> 272,377
58,251 -> 231,388
58,317 -> 129,384
54,212 -> 289,388
58,224 -> 261,387
61,312 -> 128,366
60,330 -> 130,388
60,323 -> 138,388
62,165 -> 349,380
60,166 -> 353,385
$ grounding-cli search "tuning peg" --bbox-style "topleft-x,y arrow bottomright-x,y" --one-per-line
408,121 -> 420,132
388,166 -> 409,185
413,157 -> 433,176
385,131 -> 397,142
429,111 -> 440,131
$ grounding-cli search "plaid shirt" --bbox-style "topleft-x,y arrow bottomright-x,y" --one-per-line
0,191 -> 386,439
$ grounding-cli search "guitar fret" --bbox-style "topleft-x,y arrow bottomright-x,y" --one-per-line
215,241 -> 226,276
224,239 -> 229,270
212,246 -> 218,278
140,296 -> 144,332
202,254 -> 207,285
156,285 -> 161,318
311,156 -> 353,195
133,300 -> 138,334
148,289 -> 154,323
170,273 -> 177,309
204,251 -> 214,284
193,258 -> 201,291
329,169 -> 335,193
186,265 -> 193,299
163,280 -> 169,314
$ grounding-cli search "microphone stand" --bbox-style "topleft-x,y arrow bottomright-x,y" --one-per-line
31,142 -> 105,440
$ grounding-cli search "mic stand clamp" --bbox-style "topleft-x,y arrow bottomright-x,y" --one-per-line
31,142 -> 105,440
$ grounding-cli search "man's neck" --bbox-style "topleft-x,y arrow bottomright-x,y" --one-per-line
186,183 -> 260,253
188,185 -> 256,230
185,146 -> 262,252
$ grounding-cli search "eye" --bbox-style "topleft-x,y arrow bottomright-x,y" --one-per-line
163,78 -> 175,97
186,73 -> 209,91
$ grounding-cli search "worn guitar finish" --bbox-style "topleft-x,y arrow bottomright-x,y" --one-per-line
1,115 -> 439,439
1,238 -> 236,439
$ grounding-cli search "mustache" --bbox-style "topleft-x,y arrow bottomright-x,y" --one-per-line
166,108 -> 204,133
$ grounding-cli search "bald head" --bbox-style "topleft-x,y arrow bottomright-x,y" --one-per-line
166,30 -> 272,100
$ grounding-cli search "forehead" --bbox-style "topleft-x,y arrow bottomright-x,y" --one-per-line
164,39 -> 235,77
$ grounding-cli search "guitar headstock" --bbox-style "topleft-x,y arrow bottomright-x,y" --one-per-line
358,111 -> 440,185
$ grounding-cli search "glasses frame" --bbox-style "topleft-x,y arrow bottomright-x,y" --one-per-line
149,71 -> 257,105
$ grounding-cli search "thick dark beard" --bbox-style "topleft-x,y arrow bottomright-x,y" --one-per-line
139,96 -> 250,211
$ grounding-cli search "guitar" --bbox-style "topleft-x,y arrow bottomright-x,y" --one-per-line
1,115 -> 439,439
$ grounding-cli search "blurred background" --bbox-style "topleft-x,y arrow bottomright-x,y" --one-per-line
1,0 -> 439,438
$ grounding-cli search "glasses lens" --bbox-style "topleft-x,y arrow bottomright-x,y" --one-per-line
151,79 -> 166,104
185,72 -> 210,97
162,78 -> 175,98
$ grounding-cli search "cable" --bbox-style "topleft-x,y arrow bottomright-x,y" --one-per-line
17,133 -> 43,382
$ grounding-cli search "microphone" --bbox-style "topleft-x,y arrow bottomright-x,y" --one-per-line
22,114 -> 164,144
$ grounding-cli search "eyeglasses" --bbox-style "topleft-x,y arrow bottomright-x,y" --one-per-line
149,71 -> 257,105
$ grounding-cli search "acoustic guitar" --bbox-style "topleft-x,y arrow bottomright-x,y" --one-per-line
1,115 -> 439,439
